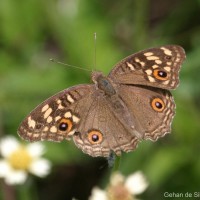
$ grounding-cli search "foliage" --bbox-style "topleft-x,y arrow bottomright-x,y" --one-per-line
0,0 -> 200,199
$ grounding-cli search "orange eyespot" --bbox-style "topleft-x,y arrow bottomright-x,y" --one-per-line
58,118 -> 73,133
151,98 -> 165,112
88,130 -> 103,145
153,69 -> 169,81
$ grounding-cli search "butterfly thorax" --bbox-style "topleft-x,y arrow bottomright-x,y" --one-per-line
92,71 -> 116,96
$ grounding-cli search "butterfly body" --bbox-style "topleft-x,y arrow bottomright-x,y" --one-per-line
18,45 -> 186,157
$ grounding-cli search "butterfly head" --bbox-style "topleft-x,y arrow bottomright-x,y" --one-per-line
91,71 -> 104,84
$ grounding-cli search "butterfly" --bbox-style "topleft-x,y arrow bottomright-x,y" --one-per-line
18,45 -> 186,157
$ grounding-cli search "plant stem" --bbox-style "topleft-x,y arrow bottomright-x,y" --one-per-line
112,155 -> 121,172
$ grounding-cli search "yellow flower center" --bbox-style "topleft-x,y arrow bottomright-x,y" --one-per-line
8,147 -> 32,170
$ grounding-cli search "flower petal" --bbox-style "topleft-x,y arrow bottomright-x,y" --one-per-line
29,159 -> 51,177
5,170 -> 27,185
26,142 -> 45,158
0,136 -> 20,158
89,187 -> 107,200
110,171 -> 125,186
125,171 -> 148,195
0,160 -> 11,177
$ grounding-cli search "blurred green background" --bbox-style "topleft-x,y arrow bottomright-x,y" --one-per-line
0,0 -> 200,199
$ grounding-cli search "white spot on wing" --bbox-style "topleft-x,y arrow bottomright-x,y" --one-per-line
56,99 -> 61,104
171,81 -> 176,87
148,76 -> 156,82
140,61 -> 145,67
67,94 -> 74,103
146,56 -> 159,60
155,60 -> 162,64
28,117 -> 36,129
161,47 -> 172,56
163,80 -> 170,85
134,57 -> 145,67
152,64 -> 159,69
43,126 -> 49,131
64,111 -> 72,118
144,52 -> 153,56
27,132 -> 32,137
57,99 -> 64,109
44,108 -> 53,119
126,62 -> 135,70
47,116 -> 53,123
67,129 -> 76,136
41,104 -> 49,112
164,66 -> 171,72
33,133 -> 40,138
72,115 -> 80,123
50,126 -> 57,133
55,116 -> 61,121
135,57 -> 140,62
58,104 -> 64,109
145,69 -> 152,75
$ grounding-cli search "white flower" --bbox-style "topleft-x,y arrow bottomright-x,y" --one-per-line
125,171 -> 148,195
0,136 -> 51,185
89,171 -> 148,200
89,187 -> 107,200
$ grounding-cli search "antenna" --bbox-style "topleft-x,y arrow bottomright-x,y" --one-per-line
50,59 -> 91,72
94,32 -> 97,70
50,34 -> 97,72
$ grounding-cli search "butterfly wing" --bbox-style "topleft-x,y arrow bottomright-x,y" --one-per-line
72,94 -> 138,157
108,45 -> 186,89
18,84 -> 94,142
117,84 -> 175,141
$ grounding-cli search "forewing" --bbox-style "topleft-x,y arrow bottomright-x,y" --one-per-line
109,45 -> 185,89
18,84 -> 94,142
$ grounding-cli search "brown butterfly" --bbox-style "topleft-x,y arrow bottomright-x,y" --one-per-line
18,45 -> 186,157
